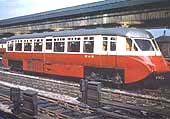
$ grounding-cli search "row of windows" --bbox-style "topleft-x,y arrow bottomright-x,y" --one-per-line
7,36 -> 116,53
13,37 -> 93,43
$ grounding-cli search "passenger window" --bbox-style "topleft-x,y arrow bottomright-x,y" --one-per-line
15,42 -> 22,51
83,41 -> 94,53
67,41 -> 80,52
90,37 -> 94,40
110,37 -> 116,51
103,41 -> 107,51
54,42 -> 65,52
46,39 -> 52,50
46,42 -> 52,50
7,41 -> 13,51
24,43 -> 32,51
83,37 -> 94,53
110,42 -> 116,51
34,41 -> 43,51
103,37 -> 108,51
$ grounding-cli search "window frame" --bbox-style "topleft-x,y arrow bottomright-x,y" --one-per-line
53,37 -> 65,53
23,39 -> 33,52
15,40 -> 22,51
7,40 -> 14,52
134,38 -> 155,51
101,36 -> 117,53
67,37 -> 81,53
33,39 -> 43,52
83,36 -> 94,53
102,37 -> 108,51
110,37 -> 117,51
45,38 -> 53,51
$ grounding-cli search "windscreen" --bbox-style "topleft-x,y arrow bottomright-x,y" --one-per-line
135,39 -> 154,51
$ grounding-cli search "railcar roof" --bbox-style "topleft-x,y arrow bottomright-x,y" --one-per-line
0,38 -> 9,43
7,28 -> 153,41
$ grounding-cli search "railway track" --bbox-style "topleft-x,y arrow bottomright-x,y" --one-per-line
101,89 -> 170,118
1,83 -> 156,119
0,70 -> 169,118
0,84 -> 168,119
37,96 -> 95,119
0,84 -> 97,119
0,70 -> 80,98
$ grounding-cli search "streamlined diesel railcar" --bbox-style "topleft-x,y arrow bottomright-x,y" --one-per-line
0,38 -> 7,61
1,28 -> 170,85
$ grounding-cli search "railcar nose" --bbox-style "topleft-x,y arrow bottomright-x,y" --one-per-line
150,56 -> 169,72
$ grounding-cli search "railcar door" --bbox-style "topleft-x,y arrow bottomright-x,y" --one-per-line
101,36 -> 117,67
45,38 -> 53,53
23,38 -> 44,73
44,37 -> 53,62
91,36 -> 121,83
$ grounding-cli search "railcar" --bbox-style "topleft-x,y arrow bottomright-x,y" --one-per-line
2,28 -> 170,85
0,38 -> 7,61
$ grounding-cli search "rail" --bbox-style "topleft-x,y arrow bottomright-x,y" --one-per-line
0,70 -> 169,118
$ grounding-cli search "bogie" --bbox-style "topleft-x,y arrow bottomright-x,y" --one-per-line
8,60 -> 23,71
84,67 -> 124,82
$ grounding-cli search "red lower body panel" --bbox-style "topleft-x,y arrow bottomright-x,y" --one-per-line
23,60 -> 44,73
3,52 -> 170,84
44,63 -> 84,78
23,59 -> 84,78
2,58 -> 8,67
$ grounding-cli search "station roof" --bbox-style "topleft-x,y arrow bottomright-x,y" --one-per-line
0,0 -> 168,26
6,27 -> 153,41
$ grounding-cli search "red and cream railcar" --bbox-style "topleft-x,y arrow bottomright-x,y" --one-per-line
0,38 -> 7,61
2,28 -> 169,84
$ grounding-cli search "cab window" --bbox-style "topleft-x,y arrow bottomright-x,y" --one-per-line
126,38 -> 138,51
135,39 -> 154,51
126,38 -> 132,51
152,40 -> 159,51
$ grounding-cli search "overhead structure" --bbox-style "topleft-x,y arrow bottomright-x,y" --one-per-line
0,0 -> 169,36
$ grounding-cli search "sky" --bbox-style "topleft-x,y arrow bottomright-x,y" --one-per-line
148,29 -> 170,38
0,0 -> 169,38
